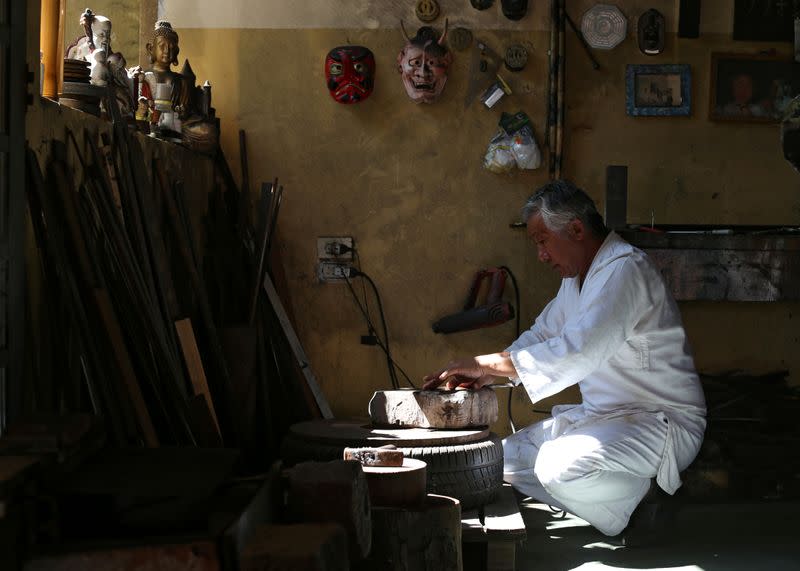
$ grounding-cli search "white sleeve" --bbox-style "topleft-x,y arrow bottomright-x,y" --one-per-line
504,282 -> 566,385
508,259 -> 650,403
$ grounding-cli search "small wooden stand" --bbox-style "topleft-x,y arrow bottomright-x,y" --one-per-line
461,484 -> 526,571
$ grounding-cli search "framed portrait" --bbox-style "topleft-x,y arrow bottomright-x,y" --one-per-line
625,64 -> 692,117
733,0 -> 794,42
709,53 -> 797,123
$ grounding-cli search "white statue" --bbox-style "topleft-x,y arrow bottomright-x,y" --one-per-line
66,9 -> 134,116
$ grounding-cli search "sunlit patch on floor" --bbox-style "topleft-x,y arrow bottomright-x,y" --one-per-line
546,511 -> 591,530
581,541 -> 626,551
569,563 -> 705,571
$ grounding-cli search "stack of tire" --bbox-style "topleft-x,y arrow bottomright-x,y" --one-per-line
281,418 -> 504,509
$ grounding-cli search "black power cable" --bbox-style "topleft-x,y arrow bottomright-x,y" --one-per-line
344,271 -> 417,389
499,265 -> 521,433
354,250 -> 374,341
360,272 -> 398,389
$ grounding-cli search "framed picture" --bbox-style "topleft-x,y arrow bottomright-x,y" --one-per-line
625,64 -> 691,117
733,0 -> 794,42
709,53 -> 797,123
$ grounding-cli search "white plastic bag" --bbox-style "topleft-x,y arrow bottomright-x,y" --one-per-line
510,125 -> 541,170
483,111 -> 541,173
484,131 -> 517,174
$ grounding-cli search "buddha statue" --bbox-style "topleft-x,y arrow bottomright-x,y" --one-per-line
130,20 -> 190,137
132,21 -> 218,152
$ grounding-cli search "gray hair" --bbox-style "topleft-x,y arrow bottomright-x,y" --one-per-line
521,180 -> 608,237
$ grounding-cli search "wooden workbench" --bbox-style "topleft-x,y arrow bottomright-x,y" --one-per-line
461,484 -> 527,571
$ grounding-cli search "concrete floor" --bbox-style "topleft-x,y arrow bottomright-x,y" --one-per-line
514,500 -> 800,571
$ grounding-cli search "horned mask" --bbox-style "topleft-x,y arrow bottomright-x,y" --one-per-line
396,22 -> 452,104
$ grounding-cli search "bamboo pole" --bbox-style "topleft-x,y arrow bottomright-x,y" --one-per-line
555,0 -> 566,180
547,0 -> 558,178
39,0 -> 60,98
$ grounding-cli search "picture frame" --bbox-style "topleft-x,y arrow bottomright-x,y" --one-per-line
733,0 -> 793,42
625,64 -> 691,117
709,53 -> 797,123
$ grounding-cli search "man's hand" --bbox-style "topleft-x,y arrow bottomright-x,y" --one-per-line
422,352 -> 518,391
422,357 -> 493,391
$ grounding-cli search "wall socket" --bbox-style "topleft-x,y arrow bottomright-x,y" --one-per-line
317,261 -> 354,283
317,236 -> 354,261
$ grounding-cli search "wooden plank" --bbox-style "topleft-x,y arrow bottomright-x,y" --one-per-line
94,289 -> 159,447
461,508 -> 486,542
262,275 -> 333,419
155,159 -> 235,444
185,395 -> 224,448
175,318 -> 220,436
483,485 -> 527,541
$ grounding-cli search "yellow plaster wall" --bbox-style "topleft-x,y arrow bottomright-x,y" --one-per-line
176,26 -> 559,433
24,0 -> 800,436
173,2 -> 800,436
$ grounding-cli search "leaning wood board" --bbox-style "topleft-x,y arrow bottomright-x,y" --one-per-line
175,318 -> 221,436
262,275 -> 333,418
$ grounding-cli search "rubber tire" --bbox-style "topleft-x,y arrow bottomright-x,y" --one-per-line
281,432 -> 504,509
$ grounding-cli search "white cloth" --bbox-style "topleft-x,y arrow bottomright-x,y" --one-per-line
503,231 -> 706,536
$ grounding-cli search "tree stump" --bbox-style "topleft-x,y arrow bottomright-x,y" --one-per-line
362,458 -> 427,507
369,388 -> 498,429
359,494 -> 462,571
284,460 -> 371,559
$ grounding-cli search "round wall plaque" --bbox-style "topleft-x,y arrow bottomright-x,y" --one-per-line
581,4 -> 627,50
416,0 -> 440,23
450,27 -> 474,51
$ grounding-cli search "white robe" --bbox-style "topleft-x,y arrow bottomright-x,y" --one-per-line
503,231 -> 706,536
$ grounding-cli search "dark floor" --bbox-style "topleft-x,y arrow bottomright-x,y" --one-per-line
514,500 -> 800,570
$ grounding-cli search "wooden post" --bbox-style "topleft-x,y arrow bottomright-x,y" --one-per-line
361,494 -> 462,571
285,460 -> 371,559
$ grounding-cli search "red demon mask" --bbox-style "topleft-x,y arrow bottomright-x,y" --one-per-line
325,45 -> 376,104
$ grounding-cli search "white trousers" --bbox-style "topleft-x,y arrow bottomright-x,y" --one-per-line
503,412 -> 671,536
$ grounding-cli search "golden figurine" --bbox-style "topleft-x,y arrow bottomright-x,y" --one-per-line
131,20 -> 218,152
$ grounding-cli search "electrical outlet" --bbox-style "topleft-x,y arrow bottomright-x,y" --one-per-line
318,261 -> 354,283
317,236 -> 354,261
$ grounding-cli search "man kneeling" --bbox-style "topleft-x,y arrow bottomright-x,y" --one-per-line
423,180 -> 706,536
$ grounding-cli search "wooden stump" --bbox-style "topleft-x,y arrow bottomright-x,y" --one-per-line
240,523 -> 349,571
362,458 -> 427,508
284,460 -> 371,559
359,494 -> 462,571
369,388 -> 498,429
